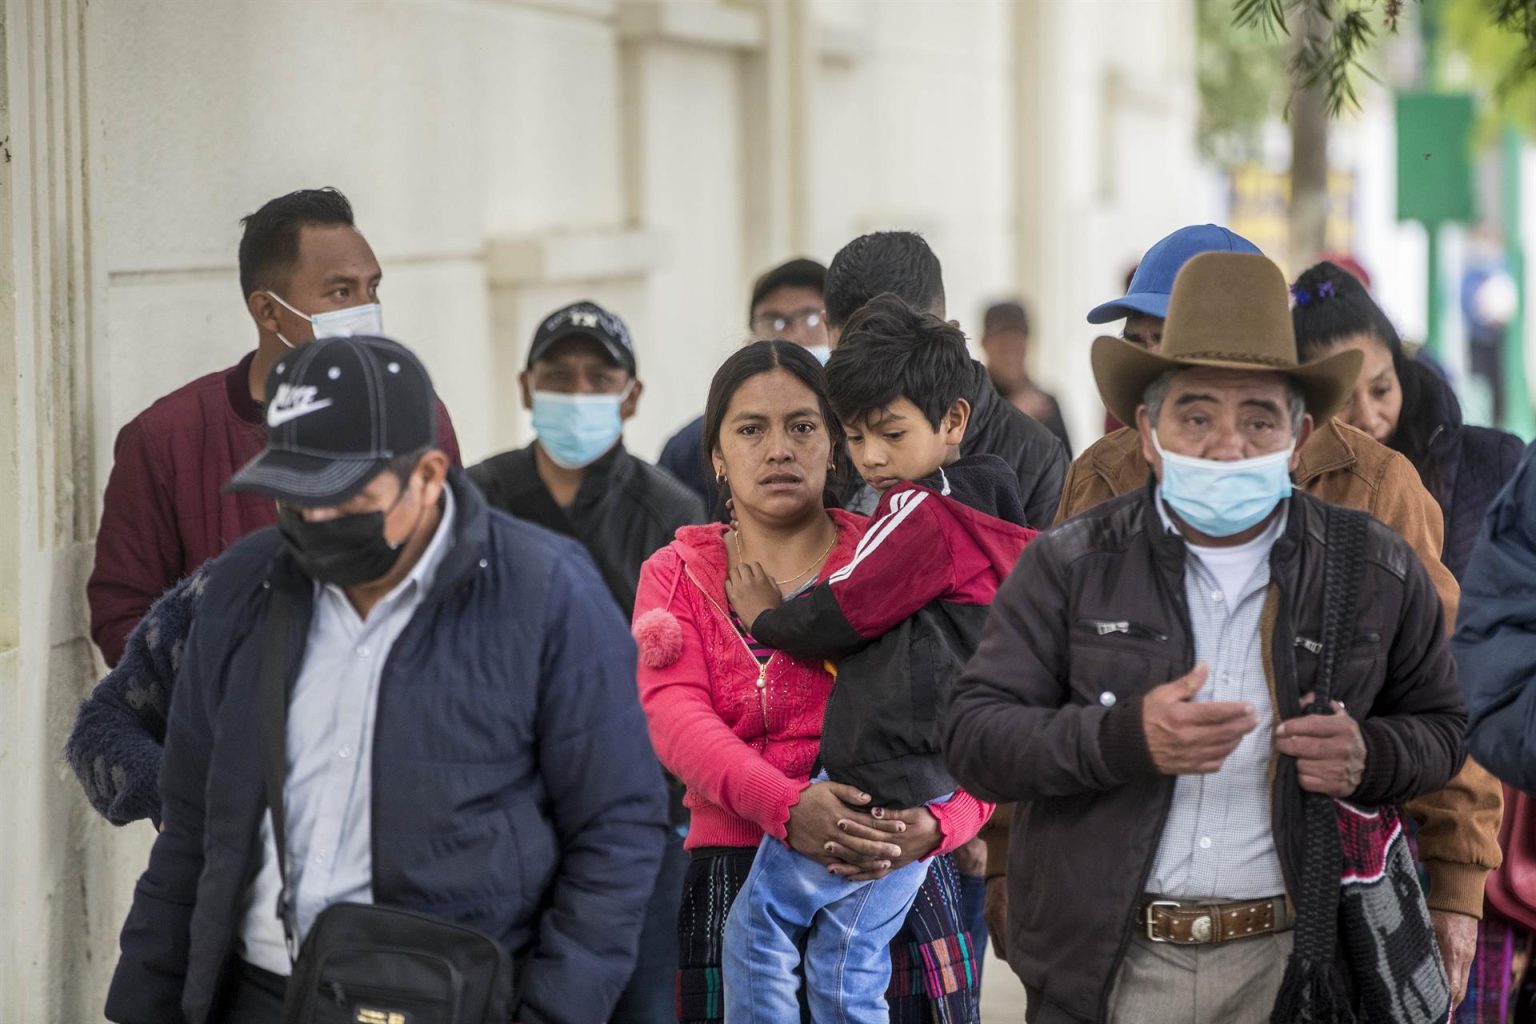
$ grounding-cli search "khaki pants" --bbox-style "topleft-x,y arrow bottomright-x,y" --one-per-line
1106,929 -> 1293,1024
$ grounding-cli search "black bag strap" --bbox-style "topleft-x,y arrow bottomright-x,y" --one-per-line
1271,504 -> 1372,1024
258,579 -> 301,960
1313,506 -> 1371,711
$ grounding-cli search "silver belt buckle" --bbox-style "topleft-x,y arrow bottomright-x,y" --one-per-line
1143,900 -> 1180,942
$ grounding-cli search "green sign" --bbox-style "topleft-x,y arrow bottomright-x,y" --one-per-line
1396,92 -> 1476,225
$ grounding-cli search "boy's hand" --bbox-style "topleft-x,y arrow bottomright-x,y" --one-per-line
726,562 -> 782,628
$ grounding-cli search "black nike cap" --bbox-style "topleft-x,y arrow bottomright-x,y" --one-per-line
224,335 -> 437,507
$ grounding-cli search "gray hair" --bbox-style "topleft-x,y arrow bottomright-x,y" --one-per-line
1141,369 -> 1306,436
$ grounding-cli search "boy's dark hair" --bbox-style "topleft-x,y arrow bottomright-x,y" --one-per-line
238,187 -> 356,298
826,293 -> 972,430
749,258 -> 827,321
824,231 -> 945,328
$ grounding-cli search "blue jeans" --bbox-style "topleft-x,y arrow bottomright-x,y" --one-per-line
721,834 -> 930,1024
957,870 -> 988,971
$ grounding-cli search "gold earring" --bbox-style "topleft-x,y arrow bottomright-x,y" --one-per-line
716,472 -> 727,486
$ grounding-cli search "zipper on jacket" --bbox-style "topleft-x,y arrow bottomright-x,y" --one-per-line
1077,618 -> 1168,642
1294,631 -> 1382,655
683,565 -> 772,733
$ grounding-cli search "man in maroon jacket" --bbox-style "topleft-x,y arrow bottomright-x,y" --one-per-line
87,187 -> 461,665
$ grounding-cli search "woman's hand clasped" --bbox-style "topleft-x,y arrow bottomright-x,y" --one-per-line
785,782 -> 903,875
827,805 -> 942,881
784,783 -> 943,883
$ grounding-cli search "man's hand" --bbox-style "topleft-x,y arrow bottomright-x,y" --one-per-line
1274,693 -> 1366,797
726,561 -> 782,630
1142,664 -> 1259,775
952,837 -> 987,878
1425,914 -> 1474,1007
984,876 -> 1009,960
1429,909 -> 1477,1008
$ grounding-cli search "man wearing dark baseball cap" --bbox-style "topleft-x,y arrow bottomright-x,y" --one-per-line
471,300 -> 703,617
108,335 -> 669,1024
470,302 -> 702,1023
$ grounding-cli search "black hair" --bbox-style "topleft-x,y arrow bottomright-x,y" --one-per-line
826,293 -> 973,430
238,187 -> 356,298
385,446 -> 431,486
701,340 -> 846,508
824,231 -> 945,328
749,258 -> 827,321
1291,261 -> 1460,500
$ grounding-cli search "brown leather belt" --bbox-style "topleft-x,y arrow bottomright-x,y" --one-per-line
1137,896 -> 1294,945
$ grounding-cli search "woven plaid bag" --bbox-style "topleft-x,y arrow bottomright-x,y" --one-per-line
1335,800 -> 1451,1022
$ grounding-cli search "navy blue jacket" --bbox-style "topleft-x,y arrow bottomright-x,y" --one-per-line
1434,424 -> 1526,580
1456,441 -> 1536,793
105,470 -> 669,1024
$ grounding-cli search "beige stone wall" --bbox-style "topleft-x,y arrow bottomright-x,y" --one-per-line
1,1 -> 1211,1018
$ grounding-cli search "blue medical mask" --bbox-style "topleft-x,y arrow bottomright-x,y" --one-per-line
532,384 -> 633,469
1153,431 -> 1294,537
267,291 -> 384,348
804,344 -> 831,366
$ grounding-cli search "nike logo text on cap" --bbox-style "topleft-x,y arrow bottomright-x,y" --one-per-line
267,383 -> 334,427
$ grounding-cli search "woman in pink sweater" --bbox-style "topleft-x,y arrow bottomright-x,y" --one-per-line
633,341 -> 992,1023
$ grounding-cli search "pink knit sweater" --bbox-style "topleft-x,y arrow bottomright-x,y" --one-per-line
632,511 -> 993,853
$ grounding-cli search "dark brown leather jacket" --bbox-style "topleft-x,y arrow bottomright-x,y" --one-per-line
982,420 -> 1501,918
945,484 -> 1466,1024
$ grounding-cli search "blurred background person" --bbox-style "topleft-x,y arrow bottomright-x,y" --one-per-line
980,299 -> 1072,457
660,258 -> 830,506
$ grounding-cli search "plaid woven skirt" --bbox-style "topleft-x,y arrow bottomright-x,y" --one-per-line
677,847 -> 980,1023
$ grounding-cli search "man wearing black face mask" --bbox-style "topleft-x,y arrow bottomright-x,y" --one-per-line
106,336 -> 669,1024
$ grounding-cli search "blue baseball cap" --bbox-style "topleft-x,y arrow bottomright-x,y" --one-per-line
1086,224 -> 1262,324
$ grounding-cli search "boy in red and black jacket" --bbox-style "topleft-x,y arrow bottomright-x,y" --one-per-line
722,293 -> 1035,1023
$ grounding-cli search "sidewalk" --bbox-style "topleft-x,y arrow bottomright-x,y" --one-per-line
980,945 -> 1027,1020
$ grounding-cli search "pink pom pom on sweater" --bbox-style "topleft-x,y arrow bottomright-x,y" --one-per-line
633,608 -> 684,669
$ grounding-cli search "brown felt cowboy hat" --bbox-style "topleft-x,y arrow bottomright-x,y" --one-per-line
1091,251 -> 1362,427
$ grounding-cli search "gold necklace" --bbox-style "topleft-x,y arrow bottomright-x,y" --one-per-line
733,527 -> 837,586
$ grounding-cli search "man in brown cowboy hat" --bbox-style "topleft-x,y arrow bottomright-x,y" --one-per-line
979,228 -> 1501,1010
944,251 -> 1465,1023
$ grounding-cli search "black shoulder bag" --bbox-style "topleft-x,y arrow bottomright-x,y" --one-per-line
1272,507 -> 1450,1024
259,582 -> 515,1024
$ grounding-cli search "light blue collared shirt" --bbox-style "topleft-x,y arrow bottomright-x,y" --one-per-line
1147,489 -> 1289,900
239,488 -> 456,974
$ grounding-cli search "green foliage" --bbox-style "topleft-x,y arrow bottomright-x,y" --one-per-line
1198,0 -> 1289,165
1233,0 -> 1404,116
1443,0 -> 1536,136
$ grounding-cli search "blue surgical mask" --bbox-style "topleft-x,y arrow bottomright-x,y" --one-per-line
804,344 -> 831,366
267,291 -> 384,348
532,385 -> 633,469
1153,431 -> 1294,537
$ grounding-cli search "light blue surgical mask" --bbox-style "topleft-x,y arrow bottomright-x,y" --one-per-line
804,344 -> 831,366
532,384 -> 633,469
1153,431 -> 1294,538
267,291 -> 384,348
